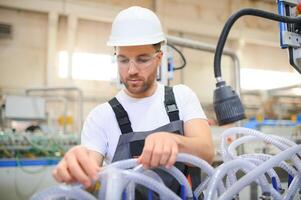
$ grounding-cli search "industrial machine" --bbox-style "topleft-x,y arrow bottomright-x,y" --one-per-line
0,90 -> 81,200
213,0 -> 301,126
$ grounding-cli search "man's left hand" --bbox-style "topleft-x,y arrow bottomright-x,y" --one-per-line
137,132 -> 179,169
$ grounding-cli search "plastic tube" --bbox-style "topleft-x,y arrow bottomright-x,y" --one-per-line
104,168 -> 125,200
176,153 -> 226,195
239,154 -> 297,176
225,141 -> 283,190
99,167 -> 181,200
225,135 -> 260,187
120,169 -> 181,200
158,166 -> 193,198
107,158 -> 138,169
125,169 -> 164,200
205,159 -> 272,200
30,185 -> 97,200
225,134 -> 287,188
227,135 -> 259,158
194,177 -> 210,198
283,176 -> 301,200
243,157 -> 281,190
220,127 -> 301,171
219,145 -> 301,200
221,128 -> 286,161
176,153 -> 214,176
223,157 -> 282,192
127,165 -> 193,198
220,128 -> 291,188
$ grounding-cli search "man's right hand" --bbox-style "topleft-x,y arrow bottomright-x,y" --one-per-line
52,145 -> 102,188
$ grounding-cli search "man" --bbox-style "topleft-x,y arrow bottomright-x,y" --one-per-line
53,6 -> 214,192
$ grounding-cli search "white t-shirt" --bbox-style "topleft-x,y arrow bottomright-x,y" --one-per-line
81,82 -> 207,164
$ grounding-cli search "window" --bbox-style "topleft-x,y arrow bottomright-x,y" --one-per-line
241,68 -> 301,90
58,51 -> 117,81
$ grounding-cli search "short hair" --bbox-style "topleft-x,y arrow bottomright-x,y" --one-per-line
153,42 -> 162,52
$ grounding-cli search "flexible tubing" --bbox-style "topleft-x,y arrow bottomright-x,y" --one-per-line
158,166 -> 193,198
104,168 -> 125,200
125,169 -> 164,200
218,145 -> 301,200
128,164 -> 193,198
194,177 -> 210,198
239,154 -> 297,176
205,159 -> 271,200
30,185 -> 97,200
283,176 -> 301,200
226,136 -> 282,188
106,158 -> 138,169
120,170 -> 181,200
220,128 -> 301,171
176,153 -> 226,195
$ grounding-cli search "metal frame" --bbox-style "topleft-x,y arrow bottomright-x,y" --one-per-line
25,87 -> 83,135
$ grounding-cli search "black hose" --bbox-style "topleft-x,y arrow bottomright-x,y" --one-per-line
167,43 -> 187,71
214,8 -> 301,78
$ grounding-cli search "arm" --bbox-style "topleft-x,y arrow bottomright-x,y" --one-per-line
137,119 -> 214,168
176,118 -> 214,164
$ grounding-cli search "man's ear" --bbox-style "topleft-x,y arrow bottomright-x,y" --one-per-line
157,51 -> 163,61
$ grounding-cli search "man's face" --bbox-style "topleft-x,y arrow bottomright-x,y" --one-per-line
116,45 -> 162,96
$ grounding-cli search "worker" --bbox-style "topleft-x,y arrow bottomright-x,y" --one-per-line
52,5 -> 214,197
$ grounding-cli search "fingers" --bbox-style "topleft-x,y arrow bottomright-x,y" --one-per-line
139,140 -> 155,169
159,146 -> 171,166
150,142 -> 163,168
77,149 -> 100,180
52,146 -> 101,188
52,159 -> 75,184
166,144 -> 178,168
65,152 -> 92,187
139,135 -> 178,169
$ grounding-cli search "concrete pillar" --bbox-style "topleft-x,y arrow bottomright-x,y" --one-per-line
46,12 -> 58,86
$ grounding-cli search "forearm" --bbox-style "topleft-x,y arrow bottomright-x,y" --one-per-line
172,133 -> 215,164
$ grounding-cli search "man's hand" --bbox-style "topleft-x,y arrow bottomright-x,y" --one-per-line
52,145 -> 102,188
137,132 -> 179,169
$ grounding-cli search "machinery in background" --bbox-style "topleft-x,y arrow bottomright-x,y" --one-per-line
0,93 -> 80,159
278,0 -> 301,74
0,91 -> 81,200
212,1 -> 301,126
0,131 -> 79,159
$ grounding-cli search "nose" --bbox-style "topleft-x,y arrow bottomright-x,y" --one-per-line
128,60 -> 139,75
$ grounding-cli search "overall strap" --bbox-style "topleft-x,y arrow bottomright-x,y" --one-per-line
164,86 -> 180,122
108,97 -> 133,134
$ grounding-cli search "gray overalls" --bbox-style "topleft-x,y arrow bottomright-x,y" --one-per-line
108,86 -> 200,199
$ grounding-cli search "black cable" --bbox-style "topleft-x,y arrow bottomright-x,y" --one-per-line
167,43 -> 187,71
214,8 -> 301,78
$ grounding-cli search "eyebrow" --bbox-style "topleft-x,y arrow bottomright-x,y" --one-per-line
116,53 -> 154,58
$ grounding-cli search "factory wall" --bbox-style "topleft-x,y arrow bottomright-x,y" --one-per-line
0,0 -> 295,126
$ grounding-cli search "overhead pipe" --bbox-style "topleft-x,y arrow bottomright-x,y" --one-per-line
167,35 -> 241,97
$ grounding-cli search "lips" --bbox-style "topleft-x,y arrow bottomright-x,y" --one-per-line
128,79 -> 142,84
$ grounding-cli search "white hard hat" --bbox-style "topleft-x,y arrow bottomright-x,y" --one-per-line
107,6 -> 166,46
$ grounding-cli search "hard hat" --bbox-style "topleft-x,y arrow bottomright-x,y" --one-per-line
107,6 -> 166,46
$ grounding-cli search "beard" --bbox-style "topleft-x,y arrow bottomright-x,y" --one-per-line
120,73 -> 156,95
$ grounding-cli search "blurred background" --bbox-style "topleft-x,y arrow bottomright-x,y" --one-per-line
0,0 -> 301,199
